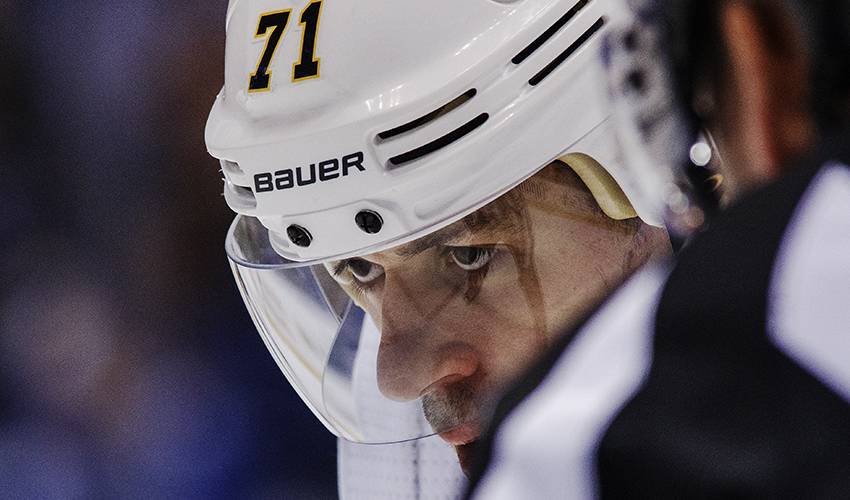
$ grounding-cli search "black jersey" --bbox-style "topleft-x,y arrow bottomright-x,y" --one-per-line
467,146 -> 850,499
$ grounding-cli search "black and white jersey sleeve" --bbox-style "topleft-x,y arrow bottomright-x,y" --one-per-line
467,157 -> 850,500
468,264 -> 670,499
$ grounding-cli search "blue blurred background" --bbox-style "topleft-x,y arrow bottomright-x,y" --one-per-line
0,1 -> 337,498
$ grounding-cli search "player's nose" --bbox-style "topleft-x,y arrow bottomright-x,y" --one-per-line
375,273 -> 480,401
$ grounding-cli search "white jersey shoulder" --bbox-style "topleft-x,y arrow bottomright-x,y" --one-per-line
339,436 -> 465,500
339,317 -> 466,500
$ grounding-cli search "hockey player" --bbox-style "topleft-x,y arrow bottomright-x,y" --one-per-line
205,0 -> 671,497
468,0 -> 850,498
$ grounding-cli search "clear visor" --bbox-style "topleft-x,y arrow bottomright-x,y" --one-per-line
227,163 -> 645,444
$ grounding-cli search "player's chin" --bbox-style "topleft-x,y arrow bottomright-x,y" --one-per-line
437,422 -> 482,477
454,439 -> 481,478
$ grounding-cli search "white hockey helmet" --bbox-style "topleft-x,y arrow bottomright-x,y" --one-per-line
207,0 -> 656,444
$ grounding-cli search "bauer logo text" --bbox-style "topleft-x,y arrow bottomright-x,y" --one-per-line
254,151 -> 365,192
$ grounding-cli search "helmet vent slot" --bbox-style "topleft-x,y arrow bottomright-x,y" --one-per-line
225,181 -> 257,211
377,89 -> 477,141
512,0 -> 591,65
528,17 -> 605,86
220,159 -> 245,177
387,113 -> 489,168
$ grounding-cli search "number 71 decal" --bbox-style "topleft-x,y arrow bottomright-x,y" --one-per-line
249,0 -> 324,93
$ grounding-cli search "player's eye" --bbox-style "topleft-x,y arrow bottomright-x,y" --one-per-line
345,258 -> 385,284
449,246 -> 495,271
326,258 -> 384,288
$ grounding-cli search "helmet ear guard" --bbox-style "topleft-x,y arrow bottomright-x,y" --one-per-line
601,0 -> 720,237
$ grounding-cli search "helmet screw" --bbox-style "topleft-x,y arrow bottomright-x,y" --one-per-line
355,210 -> 383,234
623,30 -> 638,51
287,224 -> 313,247
626,69 -> 646,93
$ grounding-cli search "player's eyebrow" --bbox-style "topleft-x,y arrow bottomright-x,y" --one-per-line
392,224 -> 470,258
392,207 -> 523,258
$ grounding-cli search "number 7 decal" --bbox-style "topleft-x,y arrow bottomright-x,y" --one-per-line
248,9 -> 291,92
248,1 -> 324,93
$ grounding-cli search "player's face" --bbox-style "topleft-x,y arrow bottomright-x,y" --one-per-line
326,165 -> 664,473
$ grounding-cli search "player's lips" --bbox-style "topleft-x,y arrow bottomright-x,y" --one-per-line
437,422 -> 479,446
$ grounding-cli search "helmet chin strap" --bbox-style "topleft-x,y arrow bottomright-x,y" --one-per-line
558,153 -> 638,221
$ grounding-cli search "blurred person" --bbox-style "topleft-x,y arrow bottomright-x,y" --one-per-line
468,0 -> 850,498
205,0 -> 671,498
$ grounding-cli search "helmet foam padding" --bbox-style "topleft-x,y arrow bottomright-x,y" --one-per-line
560,153 -> 638,220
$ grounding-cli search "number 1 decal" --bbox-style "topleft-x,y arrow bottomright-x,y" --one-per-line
293,0 -> 324,81
248,1 -> 324,93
